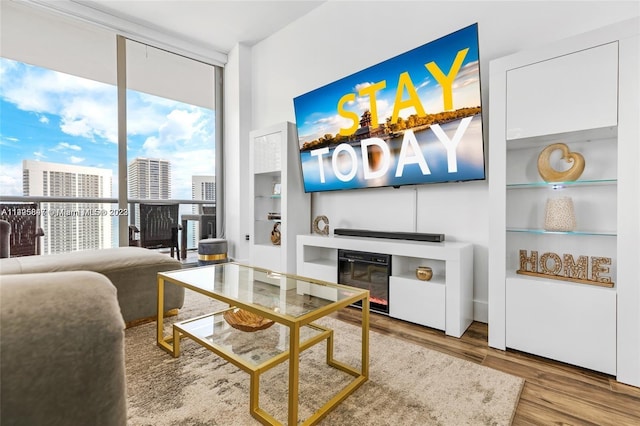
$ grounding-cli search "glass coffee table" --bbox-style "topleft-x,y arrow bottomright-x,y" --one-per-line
157,262 -> 370,425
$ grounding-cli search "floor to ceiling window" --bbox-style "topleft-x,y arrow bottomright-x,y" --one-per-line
0,1 -> 220,255
0,2 -> 119,254
125,39 -> 216,251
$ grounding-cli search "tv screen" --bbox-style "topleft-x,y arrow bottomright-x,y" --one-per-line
293,23 -> 485,193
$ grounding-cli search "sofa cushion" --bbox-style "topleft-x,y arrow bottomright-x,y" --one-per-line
0,271 -> 127,425
0,257 -> 20,274
0,246 -> 179,275
0,247 -> 184,324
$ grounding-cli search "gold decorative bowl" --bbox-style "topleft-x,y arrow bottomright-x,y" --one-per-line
416,266 -> 433,281
223,308 -> 275,332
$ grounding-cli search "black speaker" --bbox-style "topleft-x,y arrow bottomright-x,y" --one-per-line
333,228 -> 445,242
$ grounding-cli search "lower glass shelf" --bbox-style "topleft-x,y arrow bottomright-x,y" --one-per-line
174,311 -> 328,369
506,228 -> 616,237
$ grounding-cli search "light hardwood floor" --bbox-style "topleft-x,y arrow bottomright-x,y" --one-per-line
335,309 -> 640,425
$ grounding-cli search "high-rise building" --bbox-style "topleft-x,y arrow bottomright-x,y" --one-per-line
128,157 -> 172,231
190,175 -> 215,247
22,160 -> 113,254
192,176 -> 216,203
128,158 -> 171,200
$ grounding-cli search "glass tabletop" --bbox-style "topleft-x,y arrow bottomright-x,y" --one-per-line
159,262 -> 368,320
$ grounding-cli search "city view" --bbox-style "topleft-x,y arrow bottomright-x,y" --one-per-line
0,57 -> 216,253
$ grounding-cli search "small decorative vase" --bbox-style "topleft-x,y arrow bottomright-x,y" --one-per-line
416,266 -> 433,281
270,222 -> 281,245
544,196 -> 576,231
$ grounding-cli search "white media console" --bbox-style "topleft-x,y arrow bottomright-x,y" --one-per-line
296,234 -> 474,338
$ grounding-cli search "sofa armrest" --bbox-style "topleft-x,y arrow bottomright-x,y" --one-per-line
0,271 -> 127,426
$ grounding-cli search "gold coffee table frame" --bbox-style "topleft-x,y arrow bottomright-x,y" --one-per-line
157,263 -> 370,425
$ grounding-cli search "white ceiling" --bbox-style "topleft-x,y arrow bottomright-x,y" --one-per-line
80,0 -> 325,52
21,0 -> 326,64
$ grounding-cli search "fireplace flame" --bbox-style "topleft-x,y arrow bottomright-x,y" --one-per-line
369,296 -> 388,306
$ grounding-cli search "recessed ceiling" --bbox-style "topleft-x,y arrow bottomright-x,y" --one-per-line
73,0 -> 325,54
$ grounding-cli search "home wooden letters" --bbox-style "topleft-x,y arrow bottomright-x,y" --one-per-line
517,249 -> 614,287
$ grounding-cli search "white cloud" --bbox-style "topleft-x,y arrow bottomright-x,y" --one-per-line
354,82 -> 373,92
1,58 -> 118,143
416,77 -> 432,90
33,151 -> 46,159
140,107 -> 208,155
169,148 -> 215,199
60,117 -> 93,139
142,135 -> 160,153
51,142 -> 82,152
0,136 -> 19,147
0,163 -> 23,195
452,61 -> 480,90
135,105 -> 214,199
70,156 -> 85,164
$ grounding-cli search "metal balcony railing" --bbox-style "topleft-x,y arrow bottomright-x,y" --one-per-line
0,196 -> 215,259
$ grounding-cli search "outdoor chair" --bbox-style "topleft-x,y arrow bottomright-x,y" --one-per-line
0,203 -> 45,257
129,203 -> 181,260
199,205 -> 216,239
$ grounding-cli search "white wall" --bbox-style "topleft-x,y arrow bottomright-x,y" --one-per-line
223,44 -> 252,262
235,1 -> 639,321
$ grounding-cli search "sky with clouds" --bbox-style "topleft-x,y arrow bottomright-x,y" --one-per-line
293,23 -> 481,147
0,58 -> 215,199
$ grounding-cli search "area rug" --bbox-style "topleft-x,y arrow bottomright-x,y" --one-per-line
125,292 -> 523,425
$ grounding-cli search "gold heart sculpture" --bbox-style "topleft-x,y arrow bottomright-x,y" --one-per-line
537,143 -> 585,182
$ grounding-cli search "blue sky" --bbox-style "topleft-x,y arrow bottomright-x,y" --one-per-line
293,23 -> 481,146
0,58 -> 215,199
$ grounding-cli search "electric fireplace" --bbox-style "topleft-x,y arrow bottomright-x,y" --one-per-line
337,249 -> 390,314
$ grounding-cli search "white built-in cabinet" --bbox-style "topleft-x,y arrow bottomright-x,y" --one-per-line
249,122 -> 309,274
488,18 -> 639,386
297,234 -> 474,338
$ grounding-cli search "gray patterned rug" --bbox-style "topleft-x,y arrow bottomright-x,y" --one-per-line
125,291 -> 523,425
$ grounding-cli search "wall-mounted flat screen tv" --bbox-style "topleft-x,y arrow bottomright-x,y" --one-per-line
293,23 -> 485,193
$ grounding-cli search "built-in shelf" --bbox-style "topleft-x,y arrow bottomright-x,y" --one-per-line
249,122 -> 309,274
392,271 -> 446,286
489,18 -> 640,386
505,125 -> 617,147
506,179 -> 617,189
254,195 -> 282,199
506,228 -> 617,237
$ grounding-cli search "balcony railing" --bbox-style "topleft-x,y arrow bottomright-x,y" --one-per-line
0,196 -> 215,260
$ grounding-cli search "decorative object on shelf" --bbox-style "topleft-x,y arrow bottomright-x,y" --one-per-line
270,222 -> 281,245
537,143 -> 585,182
223,308 -> 275,332
416,266 -> 433,281
312,215 -> 330,236
544,196 -> 576,231
517,249 -> 614,287
267,212 -> 281,220
272,183 -> 281,196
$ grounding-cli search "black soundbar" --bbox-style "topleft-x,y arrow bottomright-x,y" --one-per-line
334,228 -> 445,242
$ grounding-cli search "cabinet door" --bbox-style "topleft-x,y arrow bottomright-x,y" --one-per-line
389,276 -> 445,330
253,130 -> 282,174
506,276 -> 616,375
506,42 -> 618,140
